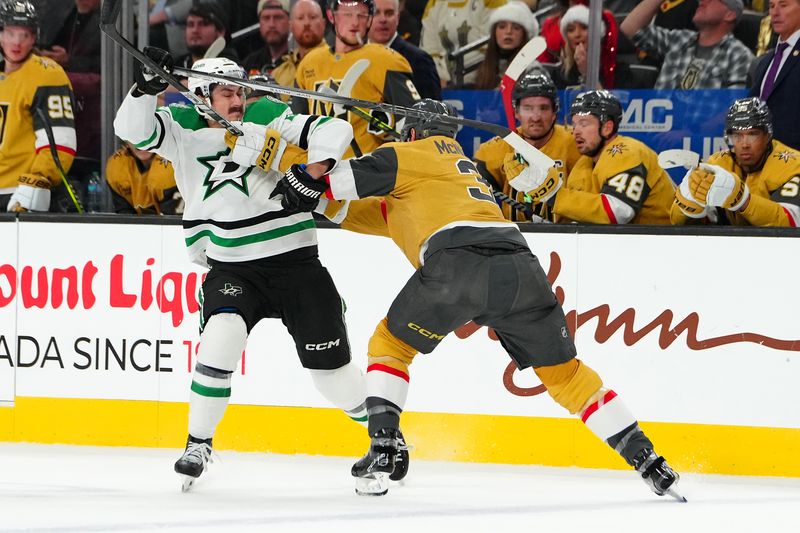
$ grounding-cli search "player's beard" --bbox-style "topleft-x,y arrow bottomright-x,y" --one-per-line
337,28 -> 365,47
188,44 -> 209,57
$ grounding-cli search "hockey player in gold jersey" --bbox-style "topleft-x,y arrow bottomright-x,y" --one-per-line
474,72 -> 579,222
272,98 -> 684,501
105,142 -> 180,215
505,90 -> 673,224
672,97 -> 800,227
292,0 -> 420,158
0,0 -> 76,212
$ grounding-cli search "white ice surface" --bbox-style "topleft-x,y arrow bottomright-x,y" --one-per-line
1,443 -> 799,533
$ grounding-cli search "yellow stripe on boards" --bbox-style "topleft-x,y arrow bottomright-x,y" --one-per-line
3,397 -> 800,478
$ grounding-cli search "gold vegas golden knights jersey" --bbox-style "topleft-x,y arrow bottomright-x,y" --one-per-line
0,54 -> 76,193
293,43 -> 420,159
474,124 -> 581,222
325,135 -> 524,269
671,140 -> 800,227
105,146 -> 178,214
554,134 -> 673,224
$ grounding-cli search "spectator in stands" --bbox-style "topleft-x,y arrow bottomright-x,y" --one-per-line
538,0 -> 618,88
748,0 -> 800,150
40,0 -> 100,73
420,0 -> 507,88
672,97 -> 800,226
40,0 -> 101,163
551,4 -> 613,88
149,0 -> 192,57
473,1 -> 539,90
174,2 -> 238,71
369,0 -> 441,99
474,72 -> 580,222
105,142 -> 181,215
263,0 -> 327,87
397,0 -> 422,45
294,0 -> 420,158
504,90 -> 674,224
0,0 -> 76,212
243,0 -> 291,76
621,0 -> 754,88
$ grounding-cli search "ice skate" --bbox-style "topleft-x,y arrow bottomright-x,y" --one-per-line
352,428 -> 399,496
174,436 -> 213,492
389,430 -> 411,482
634,449 -> 687,502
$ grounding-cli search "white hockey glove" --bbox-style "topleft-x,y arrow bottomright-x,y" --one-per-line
692,163 -> 750,211
7,174 -> 51,212
674,168 -> 710,219
224,123 -> 281,172
503,152 -> 561,203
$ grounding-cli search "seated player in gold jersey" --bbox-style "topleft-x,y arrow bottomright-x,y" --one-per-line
672,97 -> 800,227
504,90 -> 674,225
474,72 -> 580,222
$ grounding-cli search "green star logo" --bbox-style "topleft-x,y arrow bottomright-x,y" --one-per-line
198,149 -> 254,200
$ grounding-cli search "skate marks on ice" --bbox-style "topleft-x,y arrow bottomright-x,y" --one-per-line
0,444 -> 799,532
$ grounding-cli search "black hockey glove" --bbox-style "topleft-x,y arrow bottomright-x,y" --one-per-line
133,46 -> 174,97
270,164 -> 329,212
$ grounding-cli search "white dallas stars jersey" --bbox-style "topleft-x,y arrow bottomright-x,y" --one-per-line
114,91 -> 351,267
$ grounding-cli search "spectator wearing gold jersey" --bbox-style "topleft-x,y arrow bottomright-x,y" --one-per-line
105,142 -> 181,215
474,71 -> 579,222
672,97 -> 800,227
504,90 -> 674,224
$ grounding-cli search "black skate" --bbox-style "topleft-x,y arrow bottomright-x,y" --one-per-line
174,435 -> 213,492
352,428 -> 399,496
389,430 -> 410,482
634,449 -> 686,502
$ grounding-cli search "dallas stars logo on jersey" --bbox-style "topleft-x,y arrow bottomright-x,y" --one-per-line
198,149 -> 254,199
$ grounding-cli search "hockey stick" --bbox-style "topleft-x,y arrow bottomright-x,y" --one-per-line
658,149 -> 700,170
203,36 -> 226,59
35,108 -> 84,213
99,0 -> 243,136
500,37 -> 547,129
101,0 -> 553,172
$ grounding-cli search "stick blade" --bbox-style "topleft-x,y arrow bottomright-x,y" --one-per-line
658,149 -> 700,170
203,37 -> 227,59
504,36 -> 546,82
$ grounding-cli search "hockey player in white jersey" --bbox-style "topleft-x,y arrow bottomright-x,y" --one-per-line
114,47 -> 371,492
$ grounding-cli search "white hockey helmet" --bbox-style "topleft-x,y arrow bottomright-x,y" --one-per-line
188,57 -> 246,116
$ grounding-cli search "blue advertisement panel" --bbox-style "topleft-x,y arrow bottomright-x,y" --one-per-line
444,89 -> 748,170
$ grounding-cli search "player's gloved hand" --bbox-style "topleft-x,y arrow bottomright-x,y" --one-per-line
674,168 -> 709,218
270,163 -> 329,212
133,46 -> 174,97
689,163 -> 750,211
503,152 -> 558,202
7,174 -> 51,212
224,124 -> 281,172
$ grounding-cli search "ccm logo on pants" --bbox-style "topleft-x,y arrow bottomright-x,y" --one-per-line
305,339 -> 341,350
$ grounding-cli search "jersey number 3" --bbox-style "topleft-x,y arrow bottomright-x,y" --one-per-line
457,159 -> 495,204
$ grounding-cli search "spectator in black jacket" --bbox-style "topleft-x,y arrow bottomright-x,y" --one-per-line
369,0 -> 441,100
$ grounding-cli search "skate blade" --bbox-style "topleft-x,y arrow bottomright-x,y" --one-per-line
665,487 -> 687,503
354,472 -> 389,496
180,475 -> 198,493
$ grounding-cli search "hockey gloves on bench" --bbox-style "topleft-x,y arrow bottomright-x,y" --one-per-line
690,163 -> 750,211
502,152 -> 561,203
7,174 -> 51,212
270,164 -> 329,212
133,46 -> 174,97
